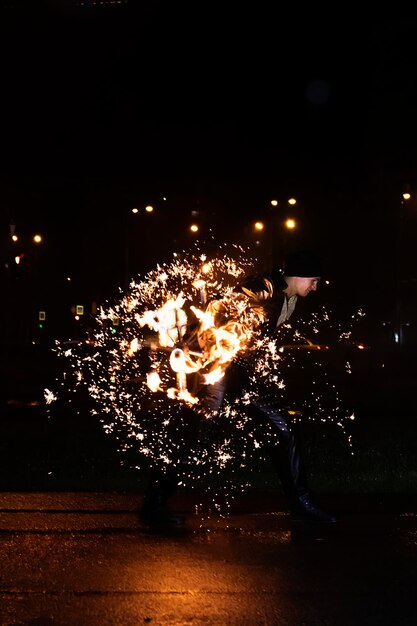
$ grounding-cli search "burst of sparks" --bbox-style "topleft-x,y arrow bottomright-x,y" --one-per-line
44,389 -> 58,404
47,242 -> 360,496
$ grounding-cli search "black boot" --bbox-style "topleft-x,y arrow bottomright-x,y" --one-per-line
290,494 -> 337,523
140,467 -> 186,526
253,399 -> 337,524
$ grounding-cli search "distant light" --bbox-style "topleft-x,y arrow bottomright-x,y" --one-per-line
145,205 -> 154,213
285,218 -> 296,230
201,263 -> 211,273
132,207 -> 139,214
254,221 -> 264,231
403,192 -> 411,201
78,1 -> 129,5
190,224 -> 199,233
66,277 -> 71,282
33,234 -> 42,243
12,234 -> 18,242
270,200 -> 278,207
288,198 -> 297,205
15,255 -> 22,265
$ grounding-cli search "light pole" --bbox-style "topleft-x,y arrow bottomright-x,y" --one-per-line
124,206 -> 140,290
245,219 -> 268,266
394,187 -> 411,346
124,203 -> 159,289
8,224 -> 45,345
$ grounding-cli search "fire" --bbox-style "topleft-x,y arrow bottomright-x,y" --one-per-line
146,370 -> 162,392
139,288 -> 262,403
46,244 -> 358,497
136,293 -> 188,347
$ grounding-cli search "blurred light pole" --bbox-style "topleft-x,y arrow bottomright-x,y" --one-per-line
124,207 -> 140,290
7,223 -> 45,345
394,186 -> 411,346
125,202 -> 162,288
248,219 -> 267,265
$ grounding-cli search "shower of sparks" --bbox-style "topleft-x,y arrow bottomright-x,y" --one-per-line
46,242 -> 360,502
44,389 -> 58,404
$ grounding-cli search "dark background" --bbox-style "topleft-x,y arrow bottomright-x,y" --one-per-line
0,3 -> 417,507
1,2 -> 417,347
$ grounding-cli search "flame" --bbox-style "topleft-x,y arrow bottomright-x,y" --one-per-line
192,278 -> 208,305
195,296 -> 260,384
48,245 -> 357,490
147,370 -> 162,392
169,348 -> 201,374
140,284 -> 262,401
128,337 -> 140,356
136,294 -> 188,347
203,367 -> 225,385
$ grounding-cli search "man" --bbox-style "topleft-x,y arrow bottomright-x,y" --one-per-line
140,250 -> 337,526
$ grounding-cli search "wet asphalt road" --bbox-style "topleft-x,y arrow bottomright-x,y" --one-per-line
1,345 -> 417,624
0,492 -> 416,626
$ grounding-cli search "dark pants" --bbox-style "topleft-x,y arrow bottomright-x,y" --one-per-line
248,396 -> 310,509
142,369 -> 311,515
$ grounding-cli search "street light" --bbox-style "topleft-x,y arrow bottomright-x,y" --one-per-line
7,224 -> 45,346
249,220 -> 266,258
124,207 -> 140,289
9,227 -> 44,272
268,197 -> 299,266
394,187 -> 411,345
284,218 -> 297,230
125,203 -> 162,287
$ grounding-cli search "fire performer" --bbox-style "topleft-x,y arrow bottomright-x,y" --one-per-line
140,250 -> 337,526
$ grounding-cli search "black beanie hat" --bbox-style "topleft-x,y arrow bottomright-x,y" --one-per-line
283,250 -> 322,277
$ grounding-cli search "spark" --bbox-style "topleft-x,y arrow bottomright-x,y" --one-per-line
44,389 -> 57,404
46,242 -> 360,501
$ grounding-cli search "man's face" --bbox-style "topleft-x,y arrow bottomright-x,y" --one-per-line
293,276 -> 320,297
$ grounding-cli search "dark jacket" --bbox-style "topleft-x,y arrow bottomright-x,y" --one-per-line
196,269 -> 298,410
234,269 -> 298,335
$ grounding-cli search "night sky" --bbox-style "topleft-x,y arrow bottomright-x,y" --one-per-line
2,3 -> 417,343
